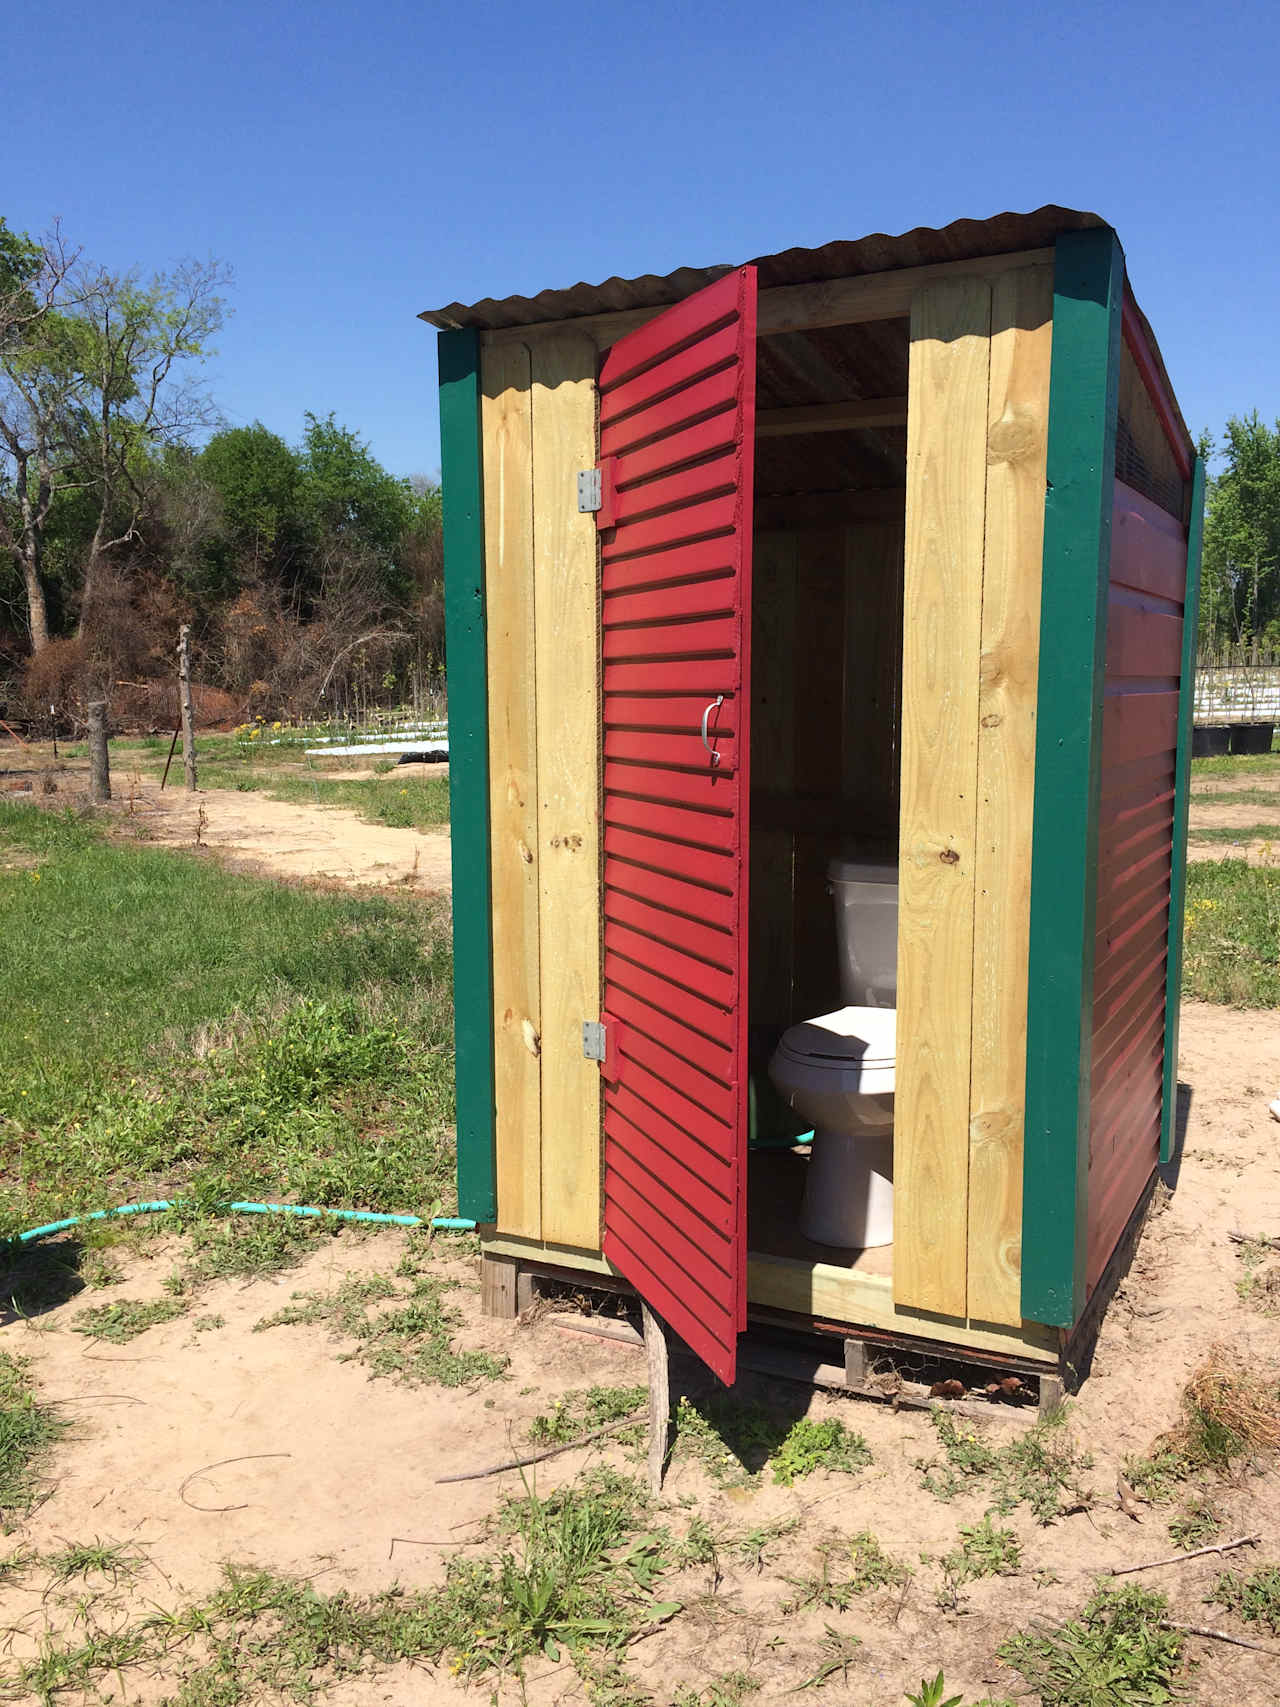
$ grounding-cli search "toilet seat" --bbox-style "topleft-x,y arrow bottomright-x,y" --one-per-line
774,1006 -> 895,1090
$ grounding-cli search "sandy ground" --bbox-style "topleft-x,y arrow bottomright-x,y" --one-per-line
1,999 -> 1279,1704
1187,764 -> 1280,862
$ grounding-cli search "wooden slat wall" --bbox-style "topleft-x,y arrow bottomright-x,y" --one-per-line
966,266 -> 1053,1327
530,333 -> 603,1249
895,278 -> 993,1316
1088,481 -> 1187,1291
481,341 -> 542,1236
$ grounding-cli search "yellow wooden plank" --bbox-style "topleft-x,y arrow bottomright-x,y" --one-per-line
894,277 -> 992,1316
480,342 -> 541,1238
747,1252 -> 1060,1360
967,267 -> 1054,1326
529,331 -> 602,1248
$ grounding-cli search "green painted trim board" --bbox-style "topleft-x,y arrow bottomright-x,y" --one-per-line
1160,456 -> 1205,1165
1020,229 -> 1125,1329
438,329 -> 497,1222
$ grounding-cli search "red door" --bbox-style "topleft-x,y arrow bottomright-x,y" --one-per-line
594,267 -> 757,1384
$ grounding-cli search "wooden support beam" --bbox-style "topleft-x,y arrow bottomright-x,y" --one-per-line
756,397 -> 907,438
642,1303 -> 670,1494
481,1253 -> 519,1319
479,249 -> 1056,351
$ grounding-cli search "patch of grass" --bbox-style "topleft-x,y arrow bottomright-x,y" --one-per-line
670,1394 -> 788,1485
0,805 -> 456,1236
256,1268 -> 507,1387
1182,858 -> 1280,1006
43,1537 -> 143,1586
0,1352 -> 64,1525
1123,1448 -> 1192,1504
1189,786 -> 1280,807
998,1583 -> 1184,1706
1210,1562 -> 1280,1634
1167,1496 -> 1223,1550
794,1625 -> 862,1690
1160,1349 -> 1280,1473
919,1409 -> 1091,1523
937,1514 -> 1021,1604
1192,750 -> 1280,778
1187,822 -> 1280,844
72,1297 -> 187,1343
770,1416 -> 872,1486
783,1529 -> 911,1613
164,1213 -> 331,1296
673,1670 -> 760,1707
528,1385 -> 648,1445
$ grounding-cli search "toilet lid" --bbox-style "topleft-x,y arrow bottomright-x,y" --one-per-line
778,1005 -> 896,1068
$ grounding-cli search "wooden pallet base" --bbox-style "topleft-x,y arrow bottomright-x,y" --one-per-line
481,1252 -> 1065,1419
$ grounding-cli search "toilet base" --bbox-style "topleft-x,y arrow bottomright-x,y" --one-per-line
799,1129 -> 894,1248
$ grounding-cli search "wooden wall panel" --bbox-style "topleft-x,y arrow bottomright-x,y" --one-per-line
966,266 -> 1053,1326
481,341 -> 541,1236
894,277 -> 992,1317
530,332 -> 602,1249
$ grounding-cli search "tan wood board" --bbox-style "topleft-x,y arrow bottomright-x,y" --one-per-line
894,276 -> 993,1316
479,248 -> 1055,352
966,266 -> 1053,1326
842,519 -> 905,838
530,331 -> 603,1249
481,341 -> 542,1238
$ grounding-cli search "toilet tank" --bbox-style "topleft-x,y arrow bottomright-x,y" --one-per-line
828,857 -> 899,1008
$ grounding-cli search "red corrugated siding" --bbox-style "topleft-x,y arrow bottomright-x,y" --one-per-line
596,268 -> 757,1385
1087,483 -> 1187,1289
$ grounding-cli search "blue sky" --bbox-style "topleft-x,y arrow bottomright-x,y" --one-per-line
8,0 -> 1277,478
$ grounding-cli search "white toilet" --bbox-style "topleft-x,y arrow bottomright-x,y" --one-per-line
767,858 -> 898,1248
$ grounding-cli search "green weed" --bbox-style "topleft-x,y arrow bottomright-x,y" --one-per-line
998,1584 -> 1184,1705
919,1410 -> 1091,1523
1210,1562 -> 1280,1634
672,1670 -> 760,1707
770,1416 -> 872,1486
1167,1497 -> 1223,1550
72,1297 -> 187,1343
43,1537 -> 143,1585
528,1385 -> 648,1445
794,1625 -> 862,1690
1123,1448 -> 1191,1504
942,1513 -> 1021,1585
904,1674 -> 1015,1707
783,1529 -> 910,1613
0,1353 -> 64,1523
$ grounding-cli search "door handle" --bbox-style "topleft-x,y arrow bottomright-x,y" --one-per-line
700,696 -> 725,768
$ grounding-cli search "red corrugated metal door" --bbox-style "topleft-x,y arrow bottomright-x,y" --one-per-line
594,267 -> 757,1385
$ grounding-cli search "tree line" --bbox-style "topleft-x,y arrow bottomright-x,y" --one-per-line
1199,414 -> 1280,664
0,217 -> 443,726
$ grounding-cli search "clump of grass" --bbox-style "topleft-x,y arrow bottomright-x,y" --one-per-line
1168,1496 -> 1223,1550
1123,1447 -> 1192,1504
999,1584 -> 1184,1706
72,1297 -> 187,1343
0,1352 -> 65,1525
1210,1562 -> 1280,1634
918,1409 -> 1091,1523
43,1537 -> 143,1586
783,1529 -> 910,1613
256,1269 -> 507,1387
941,1513 -> 1021,1587
770,1416 -> 871,1486
528,1386 -> 648,1445
670,1395 -> 788,1485
164,1212 -> 330,1296
673,1670 -> 761,1707
1146,1348 -> 1280,1478
1182,858 -> 1280,1005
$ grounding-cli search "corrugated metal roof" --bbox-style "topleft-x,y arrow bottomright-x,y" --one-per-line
420,204 -> 1194,467
418,205 -> 1107,332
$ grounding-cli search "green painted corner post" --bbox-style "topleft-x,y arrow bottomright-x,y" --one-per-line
438,329 -> 497,1224
1159,457 -> 1206,1165
1020,228 -> 1125,1330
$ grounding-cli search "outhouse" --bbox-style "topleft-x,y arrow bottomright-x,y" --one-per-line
423,207 -> 1204,1388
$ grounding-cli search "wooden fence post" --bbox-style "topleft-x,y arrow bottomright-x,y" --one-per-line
179,625 -> 197,791
87,701 -> 111,803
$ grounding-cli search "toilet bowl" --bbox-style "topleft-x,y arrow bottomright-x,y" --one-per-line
766,855 -> 899,1248
768,1006 -> 896,1246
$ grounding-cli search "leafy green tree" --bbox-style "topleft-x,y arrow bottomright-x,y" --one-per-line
1200,413 -> 1280,660
298,412 -> 414,597
198,423 -> 304,599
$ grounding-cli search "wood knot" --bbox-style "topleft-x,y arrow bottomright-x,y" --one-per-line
987,406 -> 1040,465
980,713 -> 1002,728
939,847 -> 960,865
517,839 -> 533,865
521,1019 -> 541,1057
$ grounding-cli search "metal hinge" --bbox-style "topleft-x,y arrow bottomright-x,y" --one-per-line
582,1020 -> 606,1062
577,468 -> 602,513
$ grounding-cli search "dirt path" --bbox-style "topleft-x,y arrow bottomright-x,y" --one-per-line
4,1002 -> 1280,1703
